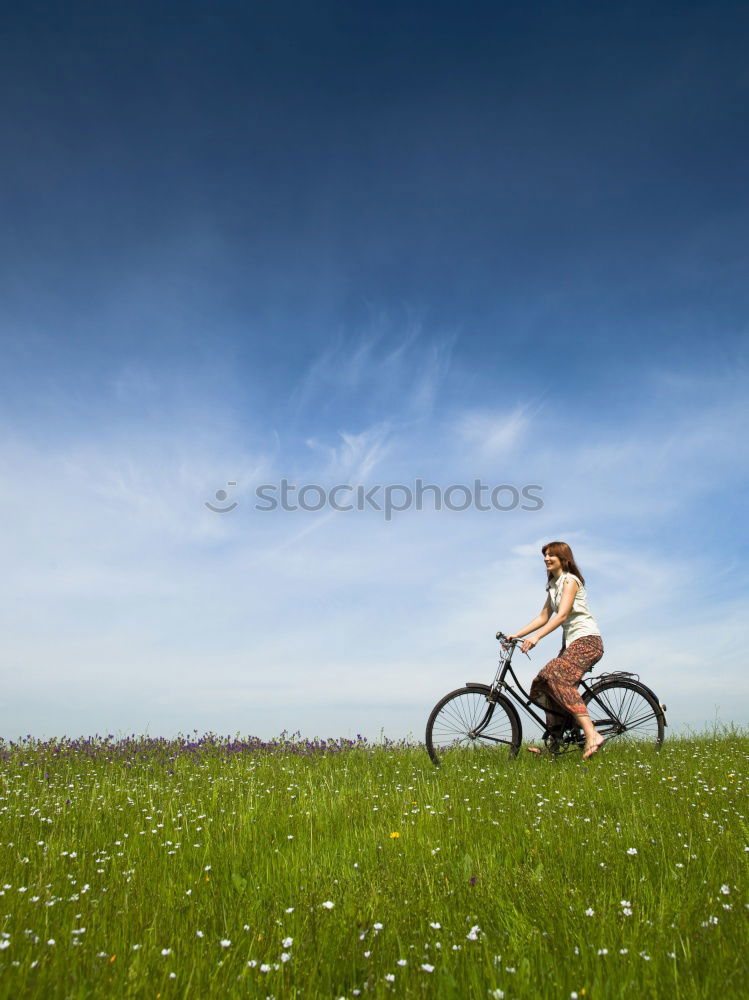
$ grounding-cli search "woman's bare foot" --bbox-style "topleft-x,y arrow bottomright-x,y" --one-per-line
577,713 -> 604,760
526,745 -> 543,755
582,735 -> 604,760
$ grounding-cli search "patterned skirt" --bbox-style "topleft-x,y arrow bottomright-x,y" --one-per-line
529,635 -> 604,729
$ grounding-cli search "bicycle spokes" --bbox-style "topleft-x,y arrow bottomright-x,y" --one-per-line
585,680 -> 664,744
425,687 -> 520,761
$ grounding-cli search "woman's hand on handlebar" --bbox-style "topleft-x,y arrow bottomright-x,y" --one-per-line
518,636 -> 538,654
506,633 -> 538,654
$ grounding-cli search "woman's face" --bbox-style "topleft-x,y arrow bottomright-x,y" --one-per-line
543,551 -> 562,574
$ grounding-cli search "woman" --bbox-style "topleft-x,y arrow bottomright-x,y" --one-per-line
508,541 -> 605,759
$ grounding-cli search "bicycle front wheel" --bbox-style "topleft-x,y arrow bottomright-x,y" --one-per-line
425,685 -> 521,765
583,678 -> 665,747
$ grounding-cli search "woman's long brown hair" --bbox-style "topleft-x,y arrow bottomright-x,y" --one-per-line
542,541 -> 586,586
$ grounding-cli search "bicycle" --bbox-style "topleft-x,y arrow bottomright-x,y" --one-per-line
425,631 -> 667,765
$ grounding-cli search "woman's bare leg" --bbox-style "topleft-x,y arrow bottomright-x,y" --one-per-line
577,713 -> 604,759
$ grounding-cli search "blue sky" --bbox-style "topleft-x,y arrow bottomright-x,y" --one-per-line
1,1 -> 747,739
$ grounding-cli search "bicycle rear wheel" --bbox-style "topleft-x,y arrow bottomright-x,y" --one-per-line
425,685 -> 521,765
583,678 -> 665,747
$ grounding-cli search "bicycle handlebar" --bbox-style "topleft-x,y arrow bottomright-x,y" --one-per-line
495,631 -> 520,644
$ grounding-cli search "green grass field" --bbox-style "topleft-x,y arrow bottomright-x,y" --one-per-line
0,732 -> 746,998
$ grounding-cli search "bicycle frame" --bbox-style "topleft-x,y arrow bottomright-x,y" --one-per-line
493,656 -> 561,734
468,637 -> 643,743
486,641 -> 566,735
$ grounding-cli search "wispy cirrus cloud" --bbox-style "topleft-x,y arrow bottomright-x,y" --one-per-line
304,424 -> 392,483
288,320 -> 454,428
455,407 -> 529,457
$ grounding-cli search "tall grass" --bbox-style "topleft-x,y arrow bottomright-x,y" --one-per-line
0,732 -> 746,998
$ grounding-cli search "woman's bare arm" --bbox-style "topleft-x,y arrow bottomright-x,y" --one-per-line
519,579 -> 578,651
508,596 -> 551,639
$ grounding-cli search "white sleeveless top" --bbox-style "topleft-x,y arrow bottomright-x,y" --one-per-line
547,572 -> 601,646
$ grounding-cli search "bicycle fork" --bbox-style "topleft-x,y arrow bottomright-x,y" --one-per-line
467,702 -> 497,740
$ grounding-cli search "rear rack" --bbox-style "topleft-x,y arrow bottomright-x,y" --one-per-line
587,671 -> 668,725
588,670 -> 640,683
